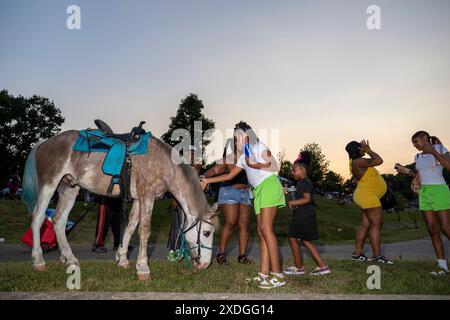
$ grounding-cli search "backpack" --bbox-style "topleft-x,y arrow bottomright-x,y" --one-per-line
380,185 -> 396,211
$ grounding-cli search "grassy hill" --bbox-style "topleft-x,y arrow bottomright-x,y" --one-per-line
0,196 -> 429,246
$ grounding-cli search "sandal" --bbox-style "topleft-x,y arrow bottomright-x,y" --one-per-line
216,252 -> 229,265
238,254 -> 254,264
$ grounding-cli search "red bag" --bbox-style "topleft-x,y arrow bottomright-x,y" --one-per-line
20,219 -> 58,253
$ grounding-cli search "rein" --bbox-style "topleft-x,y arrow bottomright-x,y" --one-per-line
176,211 -> 213,268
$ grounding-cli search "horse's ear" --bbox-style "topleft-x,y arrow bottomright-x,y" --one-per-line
206,203 -> 220,230
210,202 -> 219,212
208,213 -> 220,230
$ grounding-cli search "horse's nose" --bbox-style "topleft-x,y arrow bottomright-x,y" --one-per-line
194,262 -> 210,270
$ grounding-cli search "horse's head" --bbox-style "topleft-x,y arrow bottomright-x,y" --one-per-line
183,202 -> 219,269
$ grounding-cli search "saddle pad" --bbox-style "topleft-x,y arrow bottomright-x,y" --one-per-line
72,130 -> 151,177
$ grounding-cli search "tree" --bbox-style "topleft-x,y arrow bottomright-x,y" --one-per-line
322,170 -> 344,193
0,90 -> 65,183
277,148 -> 293,182
161,93 -> 215,165
343,178 -> 356,194
299,143 -> 330,189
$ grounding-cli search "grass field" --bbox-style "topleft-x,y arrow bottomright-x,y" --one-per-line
0,197 -> 429,246
0,259 -> 449,295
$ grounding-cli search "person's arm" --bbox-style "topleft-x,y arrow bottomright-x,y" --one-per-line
427,146 -> 450,171
355,140 -> 383,168
395,164 -> 418,178
245,149 -> 279,172
200,166 -> 243,189
202,162 -> 228,179
288,192 -> 311,207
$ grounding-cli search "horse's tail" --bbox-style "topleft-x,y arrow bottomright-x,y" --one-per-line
22,141 -> 44,214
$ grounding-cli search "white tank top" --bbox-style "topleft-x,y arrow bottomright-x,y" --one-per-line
415,144 -> 448,185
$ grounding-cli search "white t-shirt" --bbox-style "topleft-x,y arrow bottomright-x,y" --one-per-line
415,144 -> 449,185
236,141 -> 275,188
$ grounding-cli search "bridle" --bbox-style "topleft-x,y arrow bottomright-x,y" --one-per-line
177,210 -> 214,265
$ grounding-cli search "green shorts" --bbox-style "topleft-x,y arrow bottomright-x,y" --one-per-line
253,174 -> 286,215
419,184 -> 450,212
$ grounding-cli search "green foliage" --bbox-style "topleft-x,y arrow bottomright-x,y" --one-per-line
382,170 -> 417,203
277,148 -> 293,181
161,94 -> 215,165
0,90 -> 64,183
394,191 -> 406,212
300,143 -> 330,189
322,170 -> 344,192
343,178 -> 356,194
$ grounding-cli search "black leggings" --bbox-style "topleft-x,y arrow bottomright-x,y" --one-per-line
94,197 -> 122,247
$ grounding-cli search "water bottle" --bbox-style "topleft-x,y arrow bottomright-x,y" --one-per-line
286,186 -> 299,210
244,143 -> 251,158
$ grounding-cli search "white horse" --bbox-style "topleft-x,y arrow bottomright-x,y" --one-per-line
22,130 -> 218,280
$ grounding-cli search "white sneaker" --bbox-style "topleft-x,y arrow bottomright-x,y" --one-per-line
310,266 -> 331,275
245,272 -> 268,284
283,266 -> 306,275
430,267 -> 449,276
258,273 -> 286,289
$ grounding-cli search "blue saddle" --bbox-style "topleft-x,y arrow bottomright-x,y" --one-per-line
72,129 -> 151,195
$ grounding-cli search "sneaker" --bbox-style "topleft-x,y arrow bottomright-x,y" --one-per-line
245,272 -> 268,284
352,252 -> 368,262
92,245 -> 107,253
372,255 -> 394,265
283,266 -> 306,275
167,250 -> 177,262
258,273 -> 286,289
430,267 -> 449,276
310,266 -> 331,275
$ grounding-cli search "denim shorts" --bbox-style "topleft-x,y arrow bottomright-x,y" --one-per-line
218,186 -> 253,206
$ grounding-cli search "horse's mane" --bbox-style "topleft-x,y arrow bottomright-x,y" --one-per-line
153,137 -> 210,218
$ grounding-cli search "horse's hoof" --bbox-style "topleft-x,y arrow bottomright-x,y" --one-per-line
117,261 -> 129,269
33,264 -> 46,272
137,273 -> 151,281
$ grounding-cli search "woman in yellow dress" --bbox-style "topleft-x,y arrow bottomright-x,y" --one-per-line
345,140 -> 393,264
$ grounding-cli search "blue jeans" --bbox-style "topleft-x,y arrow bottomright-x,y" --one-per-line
218,186 -> 252,206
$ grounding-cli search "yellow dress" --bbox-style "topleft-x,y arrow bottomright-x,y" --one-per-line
351,161 -> 387,210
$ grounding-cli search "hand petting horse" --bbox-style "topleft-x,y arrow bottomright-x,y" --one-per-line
21,123 -> 218,281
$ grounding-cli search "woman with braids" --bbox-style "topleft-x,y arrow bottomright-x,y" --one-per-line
345,140 -> 393,264
395,131 -> 450,276
201,137 -> 253,265
201,121 -> 286,289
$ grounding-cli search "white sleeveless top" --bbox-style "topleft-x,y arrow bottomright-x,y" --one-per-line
236,141 -> 274,188
415,144 -> 449,185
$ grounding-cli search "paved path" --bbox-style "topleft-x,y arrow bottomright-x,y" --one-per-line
1,238 -> 448,262
1,291 -> 449,300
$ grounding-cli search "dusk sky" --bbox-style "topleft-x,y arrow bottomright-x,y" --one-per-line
1,0 -> 449,178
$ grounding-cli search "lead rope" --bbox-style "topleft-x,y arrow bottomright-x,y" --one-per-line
176,221 -> 195,269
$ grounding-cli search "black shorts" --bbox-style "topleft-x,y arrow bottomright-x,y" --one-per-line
288,207 -> 319,241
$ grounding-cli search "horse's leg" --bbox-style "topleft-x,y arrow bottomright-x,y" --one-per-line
116,199 -> 140,268
136,196 -> 154,281
31,184 -> 59,271
53,180 -> 80,267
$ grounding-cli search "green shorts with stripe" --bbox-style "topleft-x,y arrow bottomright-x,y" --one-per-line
253,174 -> 286,215
419,184 -> 450,212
